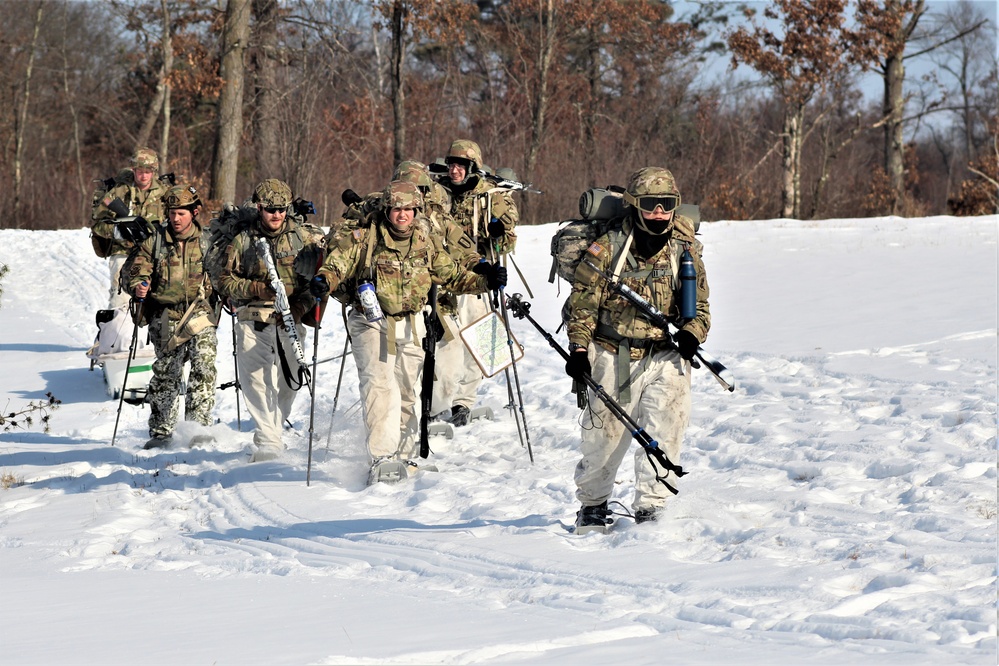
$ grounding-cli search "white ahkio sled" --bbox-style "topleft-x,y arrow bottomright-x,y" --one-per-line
86,306 -> 155,404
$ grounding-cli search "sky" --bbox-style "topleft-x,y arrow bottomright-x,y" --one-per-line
0,214 -> 996,665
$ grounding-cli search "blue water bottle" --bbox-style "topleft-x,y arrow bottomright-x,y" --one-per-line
679,248 -> 697,321
356,281 -> 384,322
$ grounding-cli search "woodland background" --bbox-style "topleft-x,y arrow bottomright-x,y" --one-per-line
1,0 -> 996,231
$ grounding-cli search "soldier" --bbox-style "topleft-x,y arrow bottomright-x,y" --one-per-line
215,179 -> 326,462
309,181 -> 506,484
92,147 -> 168,310
128,185 -> 219,449
435,139 -> 519,426
564,167 -> 710,534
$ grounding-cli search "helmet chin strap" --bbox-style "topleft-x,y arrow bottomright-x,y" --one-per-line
633,209 -> 673,236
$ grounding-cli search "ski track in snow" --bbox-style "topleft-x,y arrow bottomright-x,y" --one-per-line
0,224 -> 996,663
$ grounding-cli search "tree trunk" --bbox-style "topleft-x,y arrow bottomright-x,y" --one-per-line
390,0 -> 406,165
523,0 -> 555,223
158,0 -> 173,170
211,0 -> 252,203
13,1 -> 44,226
252,0 -> 280,183
884,51 -> 906,215
60,6 -> 87,224
781,106 -> 803,219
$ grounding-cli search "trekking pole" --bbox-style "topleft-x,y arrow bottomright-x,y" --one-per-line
306,295 -> 322,486
324,305 -> 352,453
111,290 -> 144,448
498,282 -> 533,463
505,293 -> 685,494
224,304 -> 243,430
483,252 -> 527,456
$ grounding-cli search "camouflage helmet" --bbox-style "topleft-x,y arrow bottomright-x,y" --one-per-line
382,180 -> 423,210
446,139 -> 483,172
393,160 -> 433,189
162,184 -> 202,210
253,179 -> 293,208
131,147 -> 159,170
626,167 -> 679,198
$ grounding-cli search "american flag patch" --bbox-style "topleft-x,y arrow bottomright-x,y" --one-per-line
586,242 -> 604,257
102,196 -> 112,206
352,229 -> 364,240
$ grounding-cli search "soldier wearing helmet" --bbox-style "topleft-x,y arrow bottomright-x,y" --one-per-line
126,183 -> 219,450
215,178 -> 326,462
91,146 -> 168,310
311,180 -> 506,484
564,166 -> 711,534
433,139 -> 520,427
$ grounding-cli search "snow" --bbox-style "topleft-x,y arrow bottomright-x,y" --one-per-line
0,215 -> 996,665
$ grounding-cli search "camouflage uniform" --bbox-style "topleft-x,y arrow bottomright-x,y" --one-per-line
92,148 -> 167,310
127,185 -> 218,444
316,181 -> 491,462
566,167 -> 710,515
215,179 -> 326,460
435,140 -> 519,419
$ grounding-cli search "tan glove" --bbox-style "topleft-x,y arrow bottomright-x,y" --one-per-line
248,281 -> 276,300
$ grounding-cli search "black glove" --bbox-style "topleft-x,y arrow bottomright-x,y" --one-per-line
565,351 -> 591,381
487,262 -> 507,291
487,218 -> 506,238
675,330 -> 699,361
309,275 -> 330,298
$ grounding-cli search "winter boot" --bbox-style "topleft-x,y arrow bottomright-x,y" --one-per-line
574,501 -> 612,535
143,435 -> 172,450
634,506 -> 661,524
450,405 -> 471,427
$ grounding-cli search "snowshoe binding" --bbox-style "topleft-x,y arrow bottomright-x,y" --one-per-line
368,457 -> 409,485
574,501 -> 613,535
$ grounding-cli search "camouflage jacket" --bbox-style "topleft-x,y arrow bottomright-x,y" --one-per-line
566,214 -> 710,357
318,214 -> 489,317
445,175 -> 518,258
216,216 -> 326,323
92,176 -> 168,256
126,223 -> 213,321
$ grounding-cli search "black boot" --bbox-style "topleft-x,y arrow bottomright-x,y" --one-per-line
450,405 -> 470,427
574,501 -> 612,534
634,506 -> 661,524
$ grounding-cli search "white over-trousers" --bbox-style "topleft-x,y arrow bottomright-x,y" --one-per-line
431,293 -> 487,414
348,309 -> 425,460
236,319 -> 305,453
575,344 -> 691,512
107,254 -> 131,310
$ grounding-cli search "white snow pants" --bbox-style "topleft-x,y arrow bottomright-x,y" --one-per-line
348,309 -> 425,460
431,293 -> 487,414
108,254 -> 131,311
236,319 -> 305,452
574,344 -> 691,512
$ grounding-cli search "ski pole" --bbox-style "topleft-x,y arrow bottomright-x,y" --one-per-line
111,290 -> 144,447
228,304 -> 242,430
498,282 -> 533,463
324,309 -> 351,453
306,295 -> 322,486
505,293 -> 685,494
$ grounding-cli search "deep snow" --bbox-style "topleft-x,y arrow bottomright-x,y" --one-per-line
0,215 -> 996,665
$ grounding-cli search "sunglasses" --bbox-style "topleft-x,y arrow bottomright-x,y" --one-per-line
262,206 -> 287,214
623,191 -> 681,213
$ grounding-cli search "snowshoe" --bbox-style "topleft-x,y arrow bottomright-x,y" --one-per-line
368,457 -> 409,485
427,423 -> 454,439
574,501 -> 613,535
469,406 -> 494,421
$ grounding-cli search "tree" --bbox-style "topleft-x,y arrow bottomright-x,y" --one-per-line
211,0 -> 252,203
728,0 -> 863,219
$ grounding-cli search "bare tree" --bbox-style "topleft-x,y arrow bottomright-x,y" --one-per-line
211,0 -> 252,202
13,2 -> 44,225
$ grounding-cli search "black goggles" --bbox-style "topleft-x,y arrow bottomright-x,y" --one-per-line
623,192 -> 681,213
445,156 -> 473,169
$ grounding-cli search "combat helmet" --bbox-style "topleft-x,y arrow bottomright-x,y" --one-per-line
393,160 -> 434,189
381,180 -> 424,211
131,147 -> 159,171
623,166 -> 682,235
252,179 -> 293,209
162,184 -> 202,211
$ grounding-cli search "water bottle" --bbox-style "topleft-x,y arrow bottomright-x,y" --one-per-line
679,248 -> 697,321
356,281 -> 384,322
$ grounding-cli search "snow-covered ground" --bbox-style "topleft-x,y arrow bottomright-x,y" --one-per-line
0,215 -> 996,665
